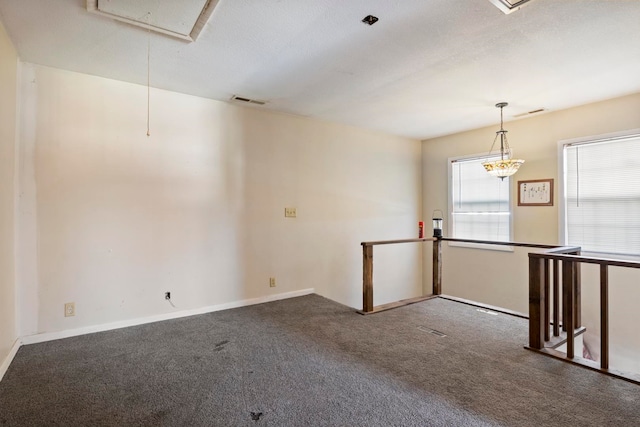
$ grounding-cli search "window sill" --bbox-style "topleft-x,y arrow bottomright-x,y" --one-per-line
578,251 -> 640,262
448,241 -> 514,252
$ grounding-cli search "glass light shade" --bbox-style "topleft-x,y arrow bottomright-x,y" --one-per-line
482,158 -> 525,178
432,217 -> 443,238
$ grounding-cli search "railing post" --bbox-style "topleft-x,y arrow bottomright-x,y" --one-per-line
529,256 -> 545,349
563,260 -> 575,359
553,259 -> 560,337
362,244 -> 373,313
432,238 -> 442,295
600,264 -> 609,370
574,252 -> 581,328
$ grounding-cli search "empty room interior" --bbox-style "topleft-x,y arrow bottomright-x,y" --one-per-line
1,0 -> 640,425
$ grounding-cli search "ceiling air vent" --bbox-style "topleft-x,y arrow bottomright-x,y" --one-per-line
513,108 -> 546,118
488,0 -> 536,14
230,95 -> 267,106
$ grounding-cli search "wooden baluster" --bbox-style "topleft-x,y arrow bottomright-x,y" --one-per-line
563,260 -> 575,359
600,264 -> 609,370
432,238 -> 442,295
362,244 -> 373,313
529,256 -> 545,349
553,259 -> 560,337
574,253 -> 581,328
543,259 -> 550,342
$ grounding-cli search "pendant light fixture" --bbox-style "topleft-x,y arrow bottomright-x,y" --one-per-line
482,102 -> 524,179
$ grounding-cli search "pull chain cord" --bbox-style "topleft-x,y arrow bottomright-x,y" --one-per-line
147,12 -> 151,137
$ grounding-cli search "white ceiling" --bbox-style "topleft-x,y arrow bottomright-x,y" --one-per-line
1,0 -> 639,140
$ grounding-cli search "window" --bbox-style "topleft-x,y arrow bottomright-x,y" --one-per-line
449,155 -> 512,245
562,131 -> 640,256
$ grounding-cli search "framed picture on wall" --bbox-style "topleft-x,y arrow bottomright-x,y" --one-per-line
518,179 -> 554,206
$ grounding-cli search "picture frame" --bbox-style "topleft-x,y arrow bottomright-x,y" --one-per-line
518,179 -> 554,206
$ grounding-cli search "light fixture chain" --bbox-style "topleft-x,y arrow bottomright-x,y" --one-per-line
482,101 -> 524,179
487,133 -> 500,158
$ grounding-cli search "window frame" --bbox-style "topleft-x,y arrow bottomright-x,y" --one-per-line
448,152 -> 514,252
558,128 -> 640,257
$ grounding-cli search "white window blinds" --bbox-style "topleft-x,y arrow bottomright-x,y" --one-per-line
564,134 -> 640,255
451,156 -> 511,242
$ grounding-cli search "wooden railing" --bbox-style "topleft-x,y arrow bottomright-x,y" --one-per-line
360,236 -> 560,314
528,250 -> 640,385
360,235 -> 640,384
361,237 -> 439,314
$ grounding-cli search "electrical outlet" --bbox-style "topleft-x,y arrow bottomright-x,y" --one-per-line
64,302 -> 75,317
165,292 -> 171,300
269,277 -> 276,287
284,207 -> 296,218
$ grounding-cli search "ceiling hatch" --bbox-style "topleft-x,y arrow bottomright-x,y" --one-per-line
86,0 -> 219,42
488,0 -> 536,14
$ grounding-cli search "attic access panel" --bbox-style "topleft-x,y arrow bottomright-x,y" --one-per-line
87,0 -> 219,41
488,0 -> 535,14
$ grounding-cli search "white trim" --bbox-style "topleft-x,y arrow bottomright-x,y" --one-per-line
448,152 -> 489,240
448,241 -> 514,252
447,152 -> 514,252
85,0 -> 220,42
21,289 -> 314,346
1,55 -> 23,384
558,128 -> 640,148
557,138 -> 567,246
557,128 -> 640,248
487,0 -> 535,15
13,60 -> 22,340
0,338 -> 22,382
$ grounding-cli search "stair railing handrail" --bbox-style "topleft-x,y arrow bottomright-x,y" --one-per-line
528,247 -> 640,385
360,235 -> 640,384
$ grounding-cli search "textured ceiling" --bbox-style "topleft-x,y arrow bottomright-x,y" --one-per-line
1,0 -> 639,140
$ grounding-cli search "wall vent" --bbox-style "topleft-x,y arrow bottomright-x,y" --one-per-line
418,326 -> 447,337
488,0 -> 536,14
230,95 -> 267,106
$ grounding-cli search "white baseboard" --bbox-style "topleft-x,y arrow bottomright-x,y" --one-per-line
21,288 -> 315,346
0,338 -> 22,382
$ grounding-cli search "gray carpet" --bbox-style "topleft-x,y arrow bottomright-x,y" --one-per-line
1,294 -> 639,426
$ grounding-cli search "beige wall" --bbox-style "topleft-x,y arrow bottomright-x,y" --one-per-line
0,21 -> 18,370
8,43 -> 639,374
422,93 -> 640,372
16,63 -> 423,336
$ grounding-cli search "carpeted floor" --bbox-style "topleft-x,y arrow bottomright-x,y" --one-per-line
1,294 -> 639,426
